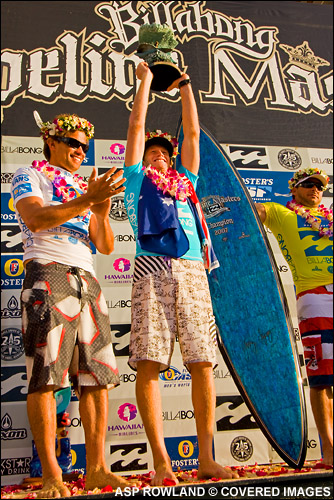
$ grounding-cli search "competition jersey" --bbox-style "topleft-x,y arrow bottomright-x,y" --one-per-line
11,165 -> 95,273
264,202 -> 333,294
124,161 -> 202,261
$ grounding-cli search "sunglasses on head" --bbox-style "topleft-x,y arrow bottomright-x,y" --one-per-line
298,181 -> 325,191
55,136 -> 89,153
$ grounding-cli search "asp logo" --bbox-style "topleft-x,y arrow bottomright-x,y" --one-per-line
277,149 -> 302,170
109,196 -> 128,221
230,436 -> 253,462
1,328 -> 24,361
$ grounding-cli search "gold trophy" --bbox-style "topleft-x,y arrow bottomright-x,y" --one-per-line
136,23 -> 183,91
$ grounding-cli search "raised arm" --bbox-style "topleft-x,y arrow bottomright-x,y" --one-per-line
124,62 -> 153,167
168,76 -> 200,175
16,167 -> 125,254
255,203 -> 267,223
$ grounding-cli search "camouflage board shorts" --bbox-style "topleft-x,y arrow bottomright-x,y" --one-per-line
21,260 -> 119,395
129,256 -> 217,371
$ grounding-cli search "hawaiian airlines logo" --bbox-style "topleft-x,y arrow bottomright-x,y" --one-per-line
117,403 -> 137,422
110,143 -> 125,155
113,258 -> 131,273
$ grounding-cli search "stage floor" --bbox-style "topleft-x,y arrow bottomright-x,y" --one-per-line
1,461 -> 333,499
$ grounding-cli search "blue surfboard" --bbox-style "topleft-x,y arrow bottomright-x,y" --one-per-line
176,123 -> 307,469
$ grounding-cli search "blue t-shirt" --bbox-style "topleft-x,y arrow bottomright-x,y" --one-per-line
124,161 -> 202,261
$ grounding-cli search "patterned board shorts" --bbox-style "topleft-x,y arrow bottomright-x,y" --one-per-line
129,256 -> 218,371
21,260 -> 119,395
297,283 -> 333,388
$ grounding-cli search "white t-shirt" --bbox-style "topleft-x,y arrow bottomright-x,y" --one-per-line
11,165 -> 95,273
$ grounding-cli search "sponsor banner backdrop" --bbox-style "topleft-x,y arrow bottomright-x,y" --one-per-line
2,0 -> 332,484
1,1 -> 332,147
1,448 -> 32,484
214,431 -> 269,467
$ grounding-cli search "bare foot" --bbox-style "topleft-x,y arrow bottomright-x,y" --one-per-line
323,454 -> 333,466
198,460 -> 239,480
322,444 -> 333,466
85,467 -> 134,491
36,478 -> 71,498
151,462 -> 179,486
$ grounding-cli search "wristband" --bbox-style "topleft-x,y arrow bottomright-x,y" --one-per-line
178,78 -> 191,89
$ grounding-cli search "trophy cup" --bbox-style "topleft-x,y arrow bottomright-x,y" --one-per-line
136,23 -> 183,91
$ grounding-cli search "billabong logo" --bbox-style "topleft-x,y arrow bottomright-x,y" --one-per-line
1,366 -> 28,402
277,149 -> 302,170
109,443 -> 148,472
216,396 -> 258,432
1,146 -> 42,155
113,258 -> 131,273
230,436 -> 253,462
117,403 -> 137,422
110,143 -> 125,155
111,324 -> 130,357
229,146 -> 269,169
1,328 -> 24,361
1,226 -> 24,253
200,196 -> 230,219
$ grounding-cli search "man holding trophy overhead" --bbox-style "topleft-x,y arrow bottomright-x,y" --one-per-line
124,24 -> 238,485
